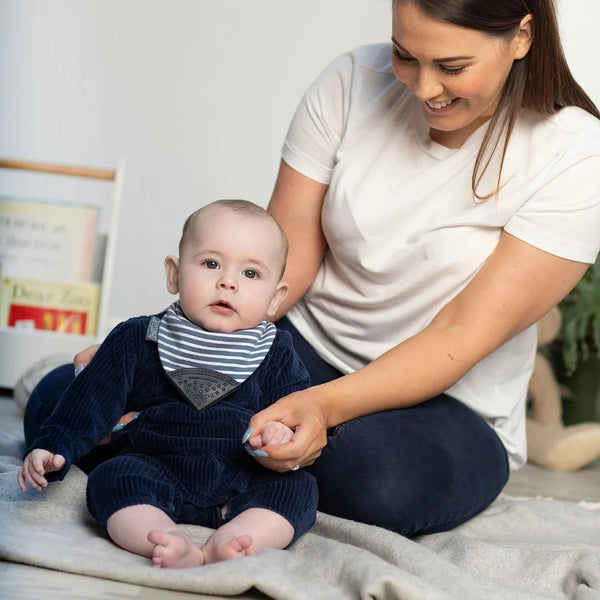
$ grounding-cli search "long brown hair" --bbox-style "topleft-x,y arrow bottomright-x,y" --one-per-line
394,0 -> 600,199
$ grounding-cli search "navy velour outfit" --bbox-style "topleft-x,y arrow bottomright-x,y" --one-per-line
24,313 -> 317,544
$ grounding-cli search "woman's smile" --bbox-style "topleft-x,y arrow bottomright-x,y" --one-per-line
425,97 -> 460,113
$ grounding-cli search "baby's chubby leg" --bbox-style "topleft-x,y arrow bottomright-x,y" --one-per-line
107,504 -> 293,568
199,507 -> 294,565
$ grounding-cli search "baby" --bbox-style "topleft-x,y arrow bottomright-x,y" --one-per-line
18,199 -> 317,568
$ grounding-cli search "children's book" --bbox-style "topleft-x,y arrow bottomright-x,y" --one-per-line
0,197 -> 99,282
0,277 -> 101,336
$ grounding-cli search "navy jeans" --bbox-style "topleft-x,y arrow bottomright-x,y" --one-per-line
276,317 -> 509,536
24,318 -> 509,537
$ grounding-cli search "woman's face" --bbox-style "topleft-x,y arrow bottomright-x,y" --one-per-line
391,2 -> 532,148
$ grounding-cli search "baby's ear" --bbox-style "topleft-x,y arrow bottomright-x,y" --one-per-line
266,281 -> 289,317
164,255 -> 180,295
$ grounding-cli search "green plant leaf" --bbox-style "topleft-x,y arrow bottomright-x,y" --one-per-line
559,257 -> 600,376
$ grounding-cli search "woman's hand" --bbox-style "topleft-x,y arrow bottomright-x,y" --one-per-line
73,344 -> 100,374
245,388 -> 329,472
99,411 -> 139,445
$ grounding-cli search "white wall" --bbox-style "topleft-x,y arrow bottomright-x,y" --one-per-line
556,0 -> 600,106
0,0 -> 598,330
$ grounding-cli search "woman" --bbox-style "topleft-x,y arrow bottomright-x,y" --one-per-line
246,0 -> 600,533
23,0 -> 600,536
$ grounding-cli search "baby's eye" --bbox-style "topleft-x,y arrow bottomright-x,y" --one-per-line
202,259 -> 220,270
243,269 -> 259,279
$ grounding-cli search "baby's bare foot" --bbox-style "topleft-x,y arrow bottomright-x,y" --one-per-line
201,534 -> 254,564
148,529 -> 205,568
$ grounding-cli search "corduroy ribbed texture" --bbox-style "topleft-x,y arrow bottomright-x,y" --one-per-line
27,313 -> 318,542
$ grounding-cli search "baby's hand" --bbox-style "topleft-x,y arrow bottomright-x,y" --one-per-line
17,449 -> 66,492
243,421 -> 294,456
258,421 -> 295,446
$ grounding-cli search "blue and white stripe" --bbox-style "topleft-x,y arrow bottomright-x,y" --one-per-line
157,302 -> 275,383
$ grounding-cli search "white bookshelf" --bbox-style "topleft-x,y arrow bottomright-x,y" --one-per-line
0,158 -> 124,389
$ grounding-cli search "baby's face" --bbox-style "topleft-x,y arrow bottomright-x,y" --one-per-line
175,207 -> 286,332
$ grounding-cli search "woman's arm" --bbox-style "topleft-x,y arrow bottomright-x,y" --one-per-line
319,233 -> 588,422
248,231 -> 590,471
268,160 -> 329,319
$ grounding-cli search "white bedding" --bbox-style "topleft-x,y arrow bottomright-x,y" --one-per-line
1,398 -> 599,600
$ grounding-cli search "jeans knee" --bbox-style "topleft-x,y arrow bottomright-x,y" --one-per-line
310,400 -> 510,536
23,364 -> 74,446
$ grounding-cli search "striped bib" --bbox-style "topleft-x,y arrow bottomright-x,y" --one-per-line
152,302 -> 276,410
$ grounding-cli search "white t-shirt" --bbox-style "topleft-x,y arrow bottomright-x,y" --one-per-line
282,44 -> 600,470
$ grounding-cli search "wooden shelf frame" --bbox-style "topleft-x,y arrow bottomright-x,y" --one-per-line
0,157 -> 125,388
0,158 -> 116,181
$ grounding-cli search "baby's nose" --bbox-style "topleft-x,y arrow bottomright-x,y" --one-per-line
217,276 -> 237,290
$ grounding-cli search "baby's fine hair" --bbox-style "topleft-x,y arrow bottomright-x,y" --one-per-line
178,199 -> 289,278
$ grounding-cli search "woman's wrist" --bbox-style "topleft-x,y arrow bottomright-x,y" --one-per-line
307,378 -> 359,429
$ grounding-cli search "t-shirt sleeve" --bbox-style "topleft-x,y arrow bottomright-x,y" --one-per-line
281,52 -> 354,184
505,155 -> 600,264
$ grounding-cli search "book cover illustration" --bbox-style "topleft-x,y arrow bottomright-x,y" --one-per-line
0,277 -> 101,336
0,197 -> 99,283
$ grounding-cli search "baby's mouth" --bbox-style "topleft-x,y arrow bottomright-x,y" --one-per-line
211,300 -> 234,313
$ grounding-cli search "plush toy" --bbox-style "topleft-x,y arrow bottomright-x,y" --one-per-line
526,306 -> 600,471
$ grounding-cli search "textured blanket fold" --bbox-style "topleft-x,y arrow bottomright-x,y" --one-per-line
1,398 -> 599,600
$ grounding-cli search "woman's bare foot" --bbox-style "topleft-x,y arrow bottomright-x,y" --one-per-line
148,529 -> 205,568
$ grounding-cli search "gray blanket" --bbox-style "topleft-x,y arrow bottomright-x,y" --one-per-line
1,397 -> 599,600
